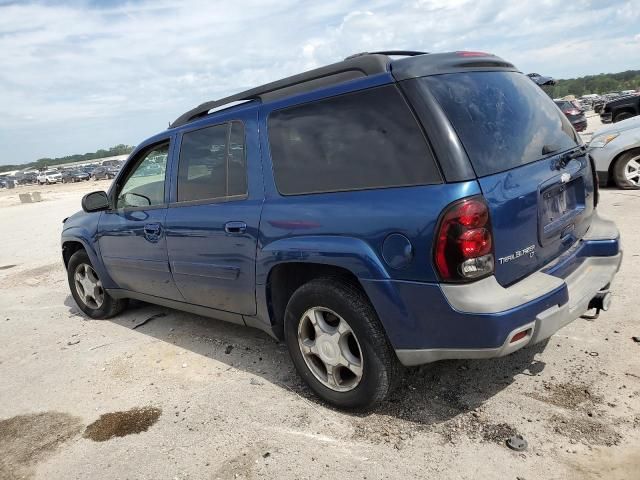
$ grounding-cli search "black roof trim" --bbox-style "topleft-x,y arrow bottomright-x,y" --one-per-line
170,54 -> 391,128
346,50 -> 428,59
391,52 -> 517,81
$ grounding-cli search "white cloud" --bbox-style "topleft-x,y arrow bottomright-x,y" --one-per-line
0,0 -> 638,164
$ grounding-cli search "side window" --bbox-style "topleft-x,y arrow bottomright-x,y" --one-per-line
267,85 -> 440,195
227,121 -> 247,197
116,143 -> 169,209
177,121 -> 247,203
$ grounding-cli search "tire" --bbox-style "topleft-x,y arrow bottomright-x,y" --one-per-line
67,250 -> 127,319
284,277 -> 401,410
613,111 -> 634,123
612,149 -> 640,189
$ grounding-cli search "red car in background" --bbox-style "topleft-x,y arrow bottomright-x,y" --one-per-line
554,100 -> 587,132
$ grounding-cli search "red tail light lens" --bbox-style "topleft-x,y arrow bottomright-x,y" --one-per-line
565,109 -> 581,116
456,51 -> 492,57
459,228 -> 492,258
434,197 -> 495,282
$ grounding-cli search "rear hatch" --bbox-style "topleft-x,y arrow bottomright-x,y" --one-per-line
418,71 -> 596,286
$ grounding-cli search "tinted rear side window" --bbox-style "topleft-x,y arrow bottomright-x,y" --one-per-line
267,85 -> 440,195
177,121 -> 247,202
420,72 -> 578,177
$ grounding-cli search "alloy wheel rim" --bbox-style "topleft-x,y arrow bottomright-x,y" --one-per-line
297,307 -> 364,392
624,156 -> 640,186
74,263 -> 104,309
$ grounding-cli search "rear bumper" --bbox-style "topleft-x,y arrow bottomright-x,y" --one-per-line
363,213 -> 621,366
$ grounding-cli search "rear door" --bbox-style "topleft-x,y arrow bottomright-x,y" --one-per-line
418,71 -> 596,285
164,110 -> 262,316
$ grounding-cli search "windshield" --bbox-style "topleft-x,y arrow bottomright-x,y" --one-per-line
419,71 -> 578,177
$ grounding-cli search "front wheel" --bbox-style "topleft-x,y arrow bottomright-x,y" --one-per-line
67,250 -> 127,319
612,150 -> 640,189
284,278 -> 401,410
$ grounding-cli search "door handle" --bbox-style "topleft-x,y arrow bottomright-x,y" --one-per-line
224,221 -> 247,234
143,223 -> 162,242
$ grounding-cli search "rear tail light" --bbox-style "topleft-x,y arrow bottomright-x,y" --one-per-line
434,196 -> 495,282
456,51 -> 492,57
565,109 -> 581,116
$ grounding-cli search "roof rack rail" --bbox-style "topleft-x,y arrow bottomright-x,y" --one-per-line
345,50 -> 428,60
170,53 -> 394,128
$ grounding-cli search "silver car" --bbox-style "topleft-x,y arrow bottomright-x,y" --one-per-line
589,116 -> 640,188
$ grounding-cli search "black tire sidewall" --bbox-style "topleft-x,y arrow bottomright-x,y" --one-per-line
284,280 -> 394,410
614,112 -> 633,123
67,250 -> 116,319
613,150 -> 640,189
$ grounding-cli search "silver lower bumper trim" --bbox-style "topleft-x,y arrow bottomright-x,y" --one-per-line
396,252 -> 622,367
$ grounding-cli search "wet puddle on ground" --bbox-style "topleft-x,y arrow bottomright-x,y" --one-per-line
83,406 -> 162,442
0,411 -> 83,480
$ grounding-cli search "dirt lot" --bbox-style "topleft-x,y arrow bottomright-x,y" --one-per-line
1,153 -> 639,479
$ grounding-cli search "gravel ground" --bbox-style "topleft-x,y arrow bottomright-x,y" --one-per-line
0,145 -> 639,479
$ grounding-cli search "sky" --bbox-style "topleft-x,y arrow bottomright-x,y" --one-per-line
0,0 -> 639,165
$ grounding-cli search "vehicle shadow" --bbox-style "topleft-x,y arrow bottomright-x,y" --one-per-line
65,296 -> 548,426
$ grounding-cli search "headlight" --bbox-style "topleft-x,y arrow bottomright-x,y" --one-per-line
589,133 -> 619,148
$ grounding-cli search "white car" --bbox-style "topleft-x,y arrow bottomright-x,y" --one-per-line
588,115 -> 640,188
37,170 -> 63,185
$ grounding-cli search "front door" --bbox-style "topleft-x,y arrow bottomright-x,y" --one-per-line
98,139 -> 183,301
165,115 -> 261,315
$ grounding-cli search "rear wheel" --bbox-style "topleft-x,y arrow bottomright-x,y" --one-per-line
284,277 -> 401,410
67,250 -> 127,319
612,150 -> 640,189
614,111 -> 634,123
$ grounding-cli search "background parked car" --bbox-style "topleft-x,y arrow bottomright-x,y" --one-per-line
554,100 -> 587,132
600,92 -> 640,123
589,115 -> 640,189
37,170 -> 63,184
90,166 -> 118,180
62,170 -> 90,183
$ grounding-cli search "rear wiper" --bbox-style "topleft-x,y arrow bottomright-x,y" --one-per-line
556,145 -> 587,169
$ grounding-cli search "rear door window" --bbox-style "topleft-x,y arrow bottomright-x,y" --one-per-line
267,85 -> 441,195
419,71 -> 578,177
177,121 -> 247,202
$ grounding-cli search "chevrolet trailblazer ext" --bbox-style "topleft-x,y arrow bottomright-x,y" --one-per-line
62,51 -> 621,410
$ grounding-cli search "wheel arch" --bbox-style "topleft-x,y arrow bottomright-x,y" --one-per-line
61,232 -> 115,289
257,236 -> 392,339
609,146 -> 640,186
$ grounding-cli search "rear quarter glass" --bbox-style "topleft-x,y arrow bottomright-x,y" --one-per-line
418,71 -> 579,177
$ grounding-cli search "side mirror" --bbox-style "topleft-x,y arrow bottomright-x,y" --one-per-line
82,191 -> 110,212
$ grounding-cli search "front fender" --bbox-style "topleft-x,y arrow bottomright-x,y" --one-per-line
255,235 -> 390,284
61,227 -> 116,289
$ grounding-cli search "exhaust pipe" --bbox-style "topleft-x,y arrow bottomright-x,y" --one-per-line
582,289 -> 611,319
588,290 -> 611,312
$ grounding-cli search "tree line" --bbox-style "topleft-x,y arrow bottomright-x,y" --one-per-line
544,70 -> 640,98
0,144 -> 135,173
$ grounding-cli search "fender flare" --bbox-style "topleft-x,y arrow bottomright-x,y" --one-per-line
256,235 -> 390,284
61,229 -> 115,288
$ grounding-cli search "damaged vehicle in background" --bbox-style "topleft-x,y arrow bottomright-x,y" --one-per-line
589,115 -> 640,188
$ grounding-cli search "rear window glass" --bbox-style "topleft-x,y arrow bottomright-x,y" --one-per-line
267,85 -> 440,195
420,72 -> 578,177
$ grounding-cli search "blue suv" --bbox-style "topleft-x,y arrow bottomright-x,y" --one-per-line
62,51 -> 621,410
